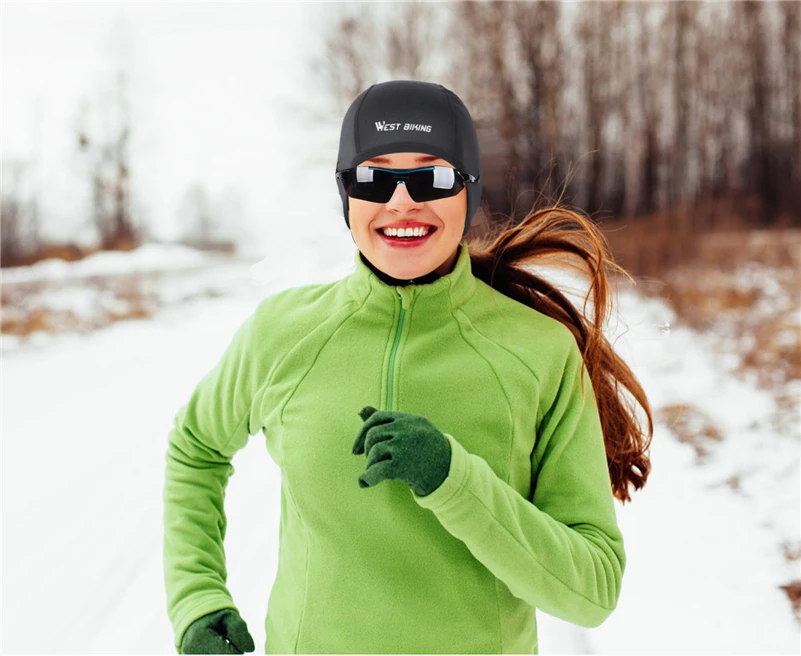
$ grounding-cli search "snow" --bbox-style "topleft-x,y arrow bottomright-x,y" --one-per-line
2,246 -> 800,654
0,242 -> 212,284
2,1 -> 799,652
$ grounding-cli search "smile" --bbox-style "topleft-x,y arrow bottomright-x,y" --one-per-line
376,226 -> 437,247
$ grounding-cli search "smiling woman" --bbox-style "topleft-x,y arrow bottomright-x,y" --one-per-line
346,151 -> 467,281
163,78 -> 653,655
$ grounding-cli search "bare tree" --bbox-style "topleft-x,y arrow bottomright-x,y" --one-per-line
2,98 -> 45,266
575,1 -> 616,215
177,182 -> 238,254
778,0 -> 801,209
179,183 -> 214,251
386,1 -> 432,79
668,1 -> 697,205
512,0 -> 564,203
739,0 -> 780,223
446,2 -> 522,217
76,14 -> 140,251
306,4 -> 381,122
1,160 -> 32,266
309,0 -> 800,230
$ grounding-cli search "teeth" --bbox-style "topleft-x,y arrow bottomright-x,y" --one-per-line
381,226 -> 431,237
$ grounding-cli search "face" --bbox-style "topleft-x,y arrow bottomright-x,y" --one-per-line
347,152 -> 467,280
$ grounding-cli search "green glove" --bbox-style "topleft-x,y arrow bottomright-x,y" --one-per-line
352,406 -> 451,497
180,608 -> 255,654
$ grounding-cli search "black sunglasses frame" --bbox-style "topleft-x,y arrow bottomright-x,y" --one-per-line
335,165 -> 480,204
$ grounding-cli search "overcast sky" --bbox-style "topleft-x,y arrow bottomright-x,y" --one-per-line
3,1 -> 352,257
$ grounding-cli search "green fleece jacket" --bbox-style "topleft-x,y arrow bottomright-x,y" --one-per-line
163,240 -> 625,654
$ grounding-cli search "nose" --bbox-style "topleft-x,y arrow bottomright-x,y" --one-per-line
387,180 -> 420,206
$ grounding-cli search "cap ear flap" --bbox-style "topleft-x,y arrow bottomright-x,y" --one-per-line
336,176 -> 351,229
463,181 -> 481,236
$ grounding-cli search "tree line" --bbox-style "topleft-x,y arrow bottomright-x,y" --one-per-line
313,0 -> 800,230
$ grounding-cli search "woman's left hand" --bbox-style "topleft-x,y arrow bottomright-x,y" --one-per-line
352,406 -> 452,497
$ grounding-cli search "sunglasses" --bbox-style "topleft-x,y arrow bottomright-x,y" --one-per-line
335,165 -> 479,204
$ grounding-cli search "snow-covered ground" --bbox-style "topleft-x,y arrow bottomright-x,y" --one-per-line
2,245 -> 799,654
0,237 -> 350,347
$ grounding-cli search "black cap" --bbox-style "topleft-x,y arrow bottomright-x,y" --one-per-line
335,80 -> 482,236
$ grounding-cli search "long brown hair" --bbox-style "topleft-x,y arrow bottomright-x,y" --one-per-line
467,202 -> 653,504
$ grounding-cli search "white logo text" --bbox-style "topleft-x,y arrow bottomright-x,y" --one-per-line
374,121 -> 432,133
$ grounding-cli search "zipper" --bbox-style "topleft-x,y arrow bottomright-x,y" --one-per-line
385,288 -> 406,411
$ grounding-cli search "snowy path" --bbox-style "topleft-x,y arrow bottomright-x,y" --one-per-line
2,280 -> 799,653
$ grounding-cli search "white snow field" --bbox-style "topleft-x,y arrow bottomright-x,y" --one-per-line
2,248 -> 799,655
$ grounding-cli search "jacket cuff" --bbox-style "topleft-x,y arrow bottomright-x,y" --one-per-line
173,596 -> 238,652
410,432 -> 469,509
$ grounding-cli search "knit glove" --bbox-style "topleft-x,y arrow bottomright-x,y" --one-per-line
352,405 -> 452,497
180,608 -> 255,654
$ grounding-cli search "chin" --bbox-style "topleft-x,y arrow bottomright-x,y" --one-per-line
393,269 -> 428,280
376,262 -> 423,279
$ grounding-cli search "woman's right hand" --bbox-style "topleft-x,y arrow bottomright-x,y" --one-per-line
180,608 -> 255,654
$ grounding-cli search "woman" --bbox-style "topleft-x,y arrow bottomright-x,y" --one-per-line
163,79 -> 652,654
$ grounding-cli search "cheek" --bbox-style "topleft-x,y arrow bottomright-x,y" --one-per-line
440,193 -> 467,230
349,200 -> 378,232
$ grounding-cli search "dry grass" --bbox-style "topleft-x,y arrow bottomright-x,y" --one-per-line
598,193 -> 758,281
657,230 -> 800,429
779,580 -> 801,624
1,266 -> 236,342
1,277 -> 156,337
603,203 -> 800,624
603,201 -> 800,435
654,403 -> 724,465
1,241 -> 127,269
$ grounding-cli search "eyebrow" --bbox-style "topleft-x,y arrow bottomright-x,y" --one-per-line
364,155 -> 442,164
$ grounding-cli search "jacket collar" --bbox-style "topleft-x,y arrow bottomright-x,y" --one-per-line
346,240 -> 477,313
359,251 -> 442,287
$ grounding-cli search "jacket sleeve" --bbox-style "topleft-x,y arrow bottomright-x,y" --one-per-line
411,336 -> 625,628
163,304 -> 267,652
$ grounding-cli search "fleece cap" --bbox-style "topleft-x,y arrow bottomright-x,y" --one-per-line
335,79 -> 482,236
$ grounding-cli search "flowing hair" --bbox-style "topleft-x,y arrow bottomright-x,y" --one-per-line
467,201 -> 653,504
